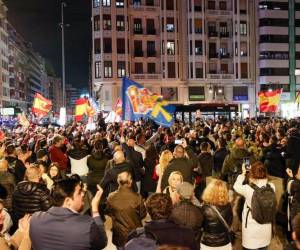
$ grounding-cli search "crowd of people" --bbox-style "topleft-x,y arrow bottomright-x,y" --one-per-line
0,116 -> 300,249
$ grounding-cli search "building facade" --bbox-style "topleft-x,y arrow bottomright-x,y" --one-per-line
66,84 -> 82,115
48,77 -> 63,113
92,0 -> 256,118
255,0 -> 300,117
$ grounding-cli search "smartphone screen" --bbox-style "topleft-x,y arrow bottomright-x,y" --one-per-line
175,139 -> 182,145
243,157 -> 250,170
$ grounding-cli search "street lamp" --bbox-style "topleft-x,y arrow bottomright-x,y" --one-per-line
60,2 -> 67,108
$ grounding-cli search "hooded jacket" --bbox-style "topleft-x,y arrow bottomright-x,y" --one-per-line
87,151 -> 108,186
12,181 -> 51,223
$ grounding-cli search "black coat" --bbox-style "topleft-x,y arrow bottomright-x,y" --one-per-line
262,144 -> 285,178
170,200 -> 203,245
12,181 -> 52,223
100,161 -> 136,198
290,179 -> 300,221
198,152 -> 213,178
161,157 -> 194,190
201,203 -> 233,247
122,144 -> 144,182
87,152 -> 108,187
213,148 -> 229,174
142,156 -> 158,193
144,219 -> 199,250
286,133 -> 300,174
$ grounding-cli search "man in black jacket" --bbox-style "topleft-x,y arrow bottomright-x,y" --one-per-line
285,213 -> 300,250
12,166 -> 51,225
161,145 -> 195,190
30,178 -> 107,250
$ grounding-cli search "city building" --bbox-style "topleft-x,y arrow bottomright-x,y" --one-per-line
0,1 -> 10,108
255,0 -> 300,117
7,22 -> 29,111
48,77 -> 63,113
91,0 -> 256,119
66,84 -> 82,115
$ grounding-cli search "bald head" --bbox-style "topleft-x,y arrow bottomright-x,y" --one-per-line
235,138 -> 245,149
0,159 -> 8,171
117,171 -> 132,187
113,151 -> 125,164
25,166 -> 40,182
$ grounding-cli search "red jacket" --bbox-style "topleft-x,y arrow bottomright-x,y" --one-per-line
49,146 -> 68,171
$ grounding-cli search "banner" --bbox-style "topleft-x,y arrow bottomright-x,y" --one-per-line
105,98 -> 122,123
258,89 -> 282,112
122,78 -> 175,127
32,93 -> 52,117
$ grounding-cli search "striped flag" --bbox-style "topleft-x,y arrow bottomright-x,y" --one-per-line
75,98 -> 88,121
258,89 -> 282,113
32,93 -> 52,117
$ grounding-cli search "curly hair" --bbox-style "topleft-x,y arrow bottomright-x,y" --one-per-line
202,179 -> 229,206
159,150 -> 173,173
146,193 -> 173,220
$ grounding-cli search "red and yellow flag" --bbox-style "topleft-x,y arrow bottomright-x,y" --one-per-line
75,98 -> 88,121
32,93 -> 52,117
296,91 -> 300,104
258,89 -> 282,112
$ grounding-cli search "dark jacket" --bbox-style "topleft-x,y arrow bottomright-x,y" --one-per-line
100,161 -> 136,198
106,186 -> 146,247
0,171 -> 15,211
286,133 -> 300,174
170,200 -> 203,246
123,144 -> 144,182
6,156 -> 26,183
201,203 -> 233,247
213,147 -> 229,174
30,207 -> 107,250
143,219 -> 198,250
12,181 -> 52,223
161,157 -> 194,190
262,144 -> 285,178
87,151 -> 108,192
68,148 -> 89,160
221,148 -> 254,186
289,179 -> 300,221
142,156 -> 158,193
198,152 -> 213,178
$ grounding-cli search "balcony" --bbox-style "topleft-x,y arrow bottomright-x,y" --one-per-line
134,50 -> 144,57
194,5 -> 202,11
220,32 -> 230,38
134,28 -> 143,35
194,28 -> 202,34
147,28 -> 156,35
220,53 -> 231,59
207,73 -> 234,79
147,50 -> 156,57
208,31 -> 218,37
131,73 -> 161,80
209,53 -> 219,59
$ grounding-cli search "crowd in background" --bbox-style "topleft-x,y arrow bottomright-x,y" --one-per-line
0,116 -> 300,249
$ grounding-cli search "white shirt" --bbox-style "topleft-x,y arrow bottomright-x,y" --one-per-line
69,156 -> 89,176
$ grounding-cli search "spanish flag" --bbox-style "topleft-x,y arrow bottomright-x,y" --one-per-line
32,93 -> 52,117
75,98 -> 88,122
296,91 -> 300,104
258,89 -> 282,113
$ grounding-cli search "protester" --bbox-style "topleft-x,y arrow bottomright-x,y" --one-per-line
87,140 -> 108,195
213,137 -> 229,176
170,182 -> 203,246
48,135 -> 68,174
162,171 -> 183,200
0,159 -> 15,212
285,213 -> 300,250
129,193 -> 198,250
155,150 -> 173,193
160,145 -> 195,190
5,144 -> 26,183
201,179 -> 233,250
12,166 -> 52,226
30,178 -> 107,249
47,162 -> 63,181
233,161 -> 276,250
106,171 -> 146,249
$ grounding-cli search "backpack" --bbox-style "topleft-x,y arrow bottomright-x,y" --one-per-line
125,227 -> 158,250
246,183 -> 277,227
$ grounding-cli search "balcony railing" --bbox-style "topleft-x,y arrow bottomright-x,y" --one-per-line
134,50 -> 144,57
147,28 -> 156,35
209,53 -> 218,59
147,50 -> 156,57
131,73 -> 161,80
208,31 -> 218,37
220,53 -> 231,59
207,73 -> 234,79
220,32 -> 230,38
194,6 -> 202,11
134,28 -> 143,34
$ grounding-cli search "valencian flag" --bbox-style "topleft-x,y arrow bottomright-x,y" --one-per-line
75,98 -> 96,122
122,78 -> 175,127
32,93 -> 52,117
258,89 -> 282,112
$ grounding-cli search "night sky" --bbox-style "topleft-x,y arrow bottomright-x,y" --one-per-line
3,0 -> 91,89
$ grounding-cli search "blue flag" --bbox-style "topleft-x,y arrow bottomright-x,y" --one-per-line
122,78 -> 175,127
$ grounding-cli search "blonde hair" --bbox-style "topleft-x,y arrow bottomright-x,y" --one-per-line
159,150 -> 173,173
202,179 -> 229,206
168,171 -> 183,186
